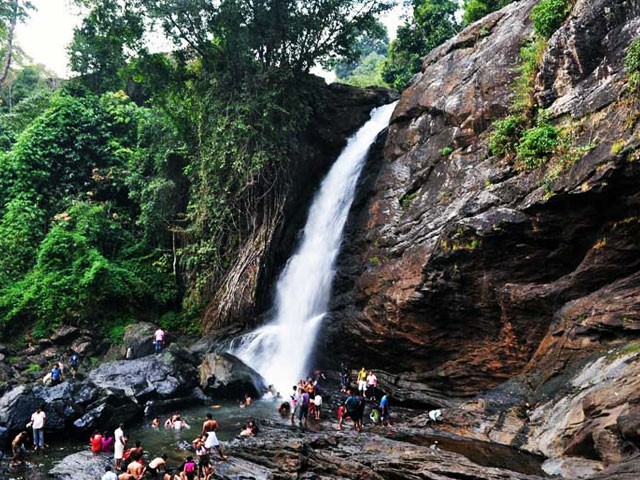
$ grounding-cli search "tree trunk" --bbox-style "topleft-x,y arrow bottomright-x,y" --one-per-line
0,0 -> 19,86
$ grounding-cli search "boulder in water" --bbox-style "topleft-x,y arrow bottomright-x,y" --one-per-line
199,352 -> 266,399
88,344 -> 199,402
49,450 -> 112,480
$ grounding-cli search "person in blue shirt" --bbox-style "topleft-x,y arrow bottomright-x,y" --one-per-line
69,351 -> 80,378
50,364 -> 62,385
379,392 -> 390,427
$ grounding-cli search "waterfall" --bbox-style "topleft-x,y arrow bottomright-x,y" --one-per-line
231,101 -> 397,395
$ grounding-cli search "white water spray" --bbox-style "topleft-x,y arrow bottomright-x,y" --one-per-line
231,102 -> 397,394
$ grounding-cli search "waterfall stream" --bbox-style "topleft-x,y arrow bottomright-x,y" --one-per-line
231,102 -> 397,394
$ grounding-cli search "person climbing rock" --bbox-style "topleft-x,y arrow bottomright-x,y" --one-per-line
153,327 -> 165,353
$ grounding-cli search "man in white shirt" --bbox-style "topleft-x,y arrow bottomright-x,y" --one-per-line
153,328 -> 165,353
30,406 -> 46,450
114,423 -> 127,470
102,465 -> 118,480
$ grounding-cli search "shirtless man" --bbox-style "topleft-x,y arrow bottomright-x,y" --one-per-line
11,430 -> 28,466
201,413 -> 228,460
127,452 -> 146,479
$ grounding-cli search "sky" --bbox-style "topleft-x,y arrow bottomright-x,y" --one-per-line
14,0 -> 406,79
14,0 -> 81,77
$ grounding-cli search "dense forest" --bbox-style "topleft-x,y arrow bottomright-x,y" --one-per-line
0,0 -> 555,342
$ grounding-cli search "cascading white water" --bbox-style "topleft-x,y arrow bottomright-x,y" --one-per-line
231,101 -> 397,395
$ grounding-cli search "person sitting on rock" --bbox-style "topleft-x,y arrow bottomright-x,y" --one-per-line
101,435 -> 114,452
238,418 -> 258,438
102,465 -> 118,480
127,451 -> 146,479
179,455 -> 197,480
90,430 -> 103,453
162,468 -> 180,480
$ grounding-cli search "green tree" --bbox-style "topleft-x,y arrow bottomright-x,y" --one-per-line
462,0 -> 515,25
0,0 -> 33,85
69,0 -> 145,93
382,0 -> 459,90
333,20 -> 389,79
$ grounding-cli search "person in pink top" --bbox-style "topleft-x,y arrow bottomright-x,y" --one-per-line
153,328 -> 165,353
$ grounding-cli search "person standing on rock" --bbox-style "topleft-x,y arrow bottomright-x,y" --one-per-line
345,390 -> 362,432
30,406 -> 46,450
153,327 -> 165,353
365,370 -> 377,400
357,367 -> 367,396
114,423 -> 127,471
201,413 -> 228,461
379,392 -> 390,427
69,350 -> 80,378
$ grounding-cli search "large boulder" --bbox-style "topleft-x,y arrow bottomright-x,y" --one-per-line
88,344 -> 199,402
199,352 -> 267,399
49,450 -> 113,480
122,321 -> 158,359
72,388 -> 143,432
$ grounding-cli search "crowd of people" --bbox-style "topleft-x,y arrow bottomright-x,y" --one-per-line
9,363 -> 391,475
94,413 -> 228,480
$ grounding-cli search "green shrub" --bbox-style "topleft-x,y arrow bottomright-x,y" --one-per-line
531,0 -> 570,39
611,139 -> 626,155
489,114 -> 526,155
516,122 -> 560,168
625,39 -> 640,73
108,324 -> 126,345
25,363 -> 42,375
439,146 -> 454,156
513,38 -> 547,115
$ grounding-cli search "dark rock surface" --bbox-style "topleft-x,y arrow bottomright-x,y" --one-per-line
199,352 -> 267,399
121,321 -> 158,359
49,450 -> 112,480
88,344 -> 199,401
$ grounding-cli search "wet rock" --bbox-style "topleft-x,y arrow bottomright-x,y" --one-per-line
122,321 -> 158,359
73,390 -> 143,431
88,344 -> 198,401
219,426 -> 545,480
199,352 -> 267,399
49,450 -> 112,480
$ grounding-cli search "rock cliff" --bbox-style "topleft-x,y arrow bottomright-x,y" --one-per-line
320,0 -> 640,474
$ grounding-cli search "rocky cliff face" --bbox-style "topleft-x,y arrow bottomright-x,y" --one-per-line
321,0 -> 640,474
